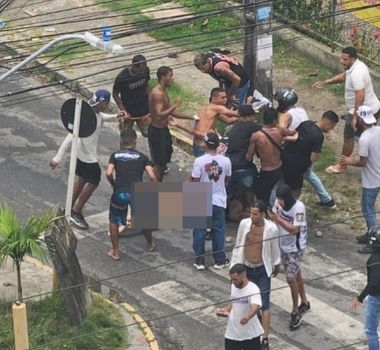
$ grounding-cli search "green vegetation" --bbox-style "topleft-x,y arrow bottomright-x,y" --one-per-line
97,0 -> 242,51
149,78 -> 206,111
0,294 -> 127,350
313,144 -> 336,172
273,37 -> 345,100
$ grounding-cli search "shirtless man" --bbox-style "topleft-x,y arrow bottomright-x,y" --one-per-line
148,66 -> 193,181
246,107 -> 294,206
170,88 -> 240,156
230,200 -> 281,350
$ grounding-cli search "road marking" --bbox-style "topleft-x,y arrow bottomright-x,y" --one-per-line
212,268 -> 366,348
143,280 -> 301,350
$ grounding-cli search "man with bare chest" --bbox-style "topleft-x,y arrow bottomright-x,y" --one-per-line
148,66 -> 193,181
246,108 -> 294,206
230,200 -> 281,350
170,88 -> 240,157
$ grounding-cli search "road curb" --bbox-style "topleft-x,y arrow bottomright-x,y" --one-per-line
121,302 -> 160,350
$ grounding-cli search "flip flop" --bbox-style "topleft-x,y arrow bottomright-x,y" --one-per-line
145,242 -> 156,252
325,165 -> 345,174
107,251 -> 120,261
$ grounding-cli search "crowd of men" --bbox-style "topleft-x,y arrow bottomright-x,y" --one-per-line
50,46 -> 380,350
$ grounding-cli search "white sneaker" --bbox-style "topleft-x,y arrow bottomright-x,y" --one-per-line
193,262 -> 205,270
213,259 -> 230,270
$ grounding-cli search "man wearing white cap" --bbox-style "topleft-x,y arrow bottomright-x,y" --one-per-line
49,89 -> 126,230
341,105 -> 380,253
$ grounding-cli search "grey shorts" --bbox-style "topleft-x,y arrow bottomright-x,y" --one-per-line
281,250 -> 304,278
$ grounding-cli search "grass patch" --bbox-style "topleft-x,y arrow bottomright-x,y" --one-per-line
273,37 -> 345,100
149,78 -> 206,112
97,0 -> 242,51
0,294 -> 127,350
313,144 -> 336,172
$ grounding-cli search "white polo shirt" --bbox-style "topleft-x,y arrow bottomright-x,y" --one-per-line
345,59 -> 380,114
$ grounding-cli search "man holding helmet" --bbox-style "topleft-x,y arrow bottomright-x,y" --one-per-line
349,225 -> 380,350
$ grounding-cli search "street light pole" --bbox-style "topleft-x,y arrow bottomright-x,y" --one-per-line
0,32 -> 123,83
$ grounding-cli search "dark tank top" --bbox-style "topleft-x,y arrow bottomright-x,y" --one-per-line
208,53 -> 249,88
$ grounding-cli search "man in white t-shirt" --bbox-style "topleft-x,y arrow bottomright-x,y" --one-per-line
191,132 -> 231,270
314,46 -> 380,174
216,263 -> 263,350
268,184 -> 310,329
49,90 -> 125,230
341,105 -> 380,253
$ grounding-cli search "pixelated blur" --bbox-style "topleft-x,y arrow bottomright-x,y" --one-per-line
132,182 -> 212,229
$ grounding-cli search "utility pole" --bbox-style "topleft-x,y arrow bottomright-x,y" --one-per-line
243,0 -> 273,100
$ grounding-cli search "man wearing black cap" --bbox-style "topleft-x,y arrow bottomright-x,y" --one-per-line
113,54 -> 151,137
191,132 -> 231,270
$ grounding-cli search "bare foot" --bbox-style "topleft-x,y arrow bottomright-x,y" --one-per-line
145,242 -> 156,252
107,250 -> 120,261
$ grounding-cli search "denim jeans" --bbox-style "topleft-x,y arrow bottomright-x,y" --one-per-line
362,187 -> 380,230
233,80 -> 250,107
192,143 -> 206,158
193,205 -> 226,265
303,166 -> 332,203
227,166 -> 257,200
365,295 -> 380,350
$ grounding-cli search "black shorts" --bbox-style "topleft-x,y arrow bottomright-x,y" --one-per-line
344,109 -> 380,139
124,102 -> 149,118
75,159 -> 101,185
282,163 -> 304,192
148,125 -> 173,167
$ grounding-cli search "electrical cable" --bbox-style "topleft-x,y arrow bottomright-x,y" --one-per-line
27,258 -> 380,350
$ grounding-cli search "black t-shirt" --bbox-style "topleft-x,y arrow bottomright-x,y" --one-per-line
282,120 -> 324,172
109,147 -> 151,193
225,121 -> 261,169
113,67 -> 150,117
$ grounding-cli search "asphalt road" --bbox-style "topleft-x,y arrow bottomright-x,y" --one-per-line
0,70 -> 371,350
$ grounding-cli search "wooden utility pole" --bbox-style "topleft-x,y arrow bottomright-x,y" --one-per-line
243,0 -> 273,100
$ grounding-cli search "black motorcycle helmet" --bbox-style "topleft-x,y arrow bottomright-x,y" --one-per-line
274,87 -> 298,113
369,225 -> 380,251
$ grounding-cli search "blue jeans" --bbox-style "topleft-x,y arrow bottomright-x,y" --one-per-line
362,187 -> 380,230
193,205 -> 226,265
227,80 -> 250,107
365,295 -> 380,350
193,143 -> 205,157
246,265 -> 271,310
303,166 -> 332,203
227,166 -> 257,200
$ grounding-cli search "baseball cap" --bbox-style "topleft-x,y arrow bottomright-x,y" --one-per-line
358,105 -> 376,124
204,132 -> 220,147
88,89 -> 111,107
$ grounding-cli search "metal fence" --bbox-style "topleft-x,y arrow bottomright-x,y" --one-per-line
272,0 -> 380,67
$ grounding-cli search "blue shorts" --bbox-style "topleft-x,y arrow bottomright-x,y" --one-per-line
109,192 -> 133,226
246,264 -> 271,311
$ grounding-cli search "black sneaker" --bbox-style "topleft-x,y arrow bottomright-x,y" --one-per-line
358,244 -> 373,254
290,312 -> 302,329
317,199 -> 336,209
262,338 -> 270,350
193,260 -> 205,270
205,228 -> 212,241
357,234 -> 369,244
298,301 -> 311,315
214,259 -> 230,270
70,211 -> 89,230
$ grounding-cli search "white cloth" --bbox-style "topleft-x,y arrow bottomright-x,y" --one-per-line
230,218 -> 281,277
53,111 -> 116,164
191,153 -> 231,208
225,282 -> 264,341
358,126 -> 380,188
345,59 -> 380,114
273,199 -> 307,253
251,90 -> 272,111
288,107 -> 309,130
